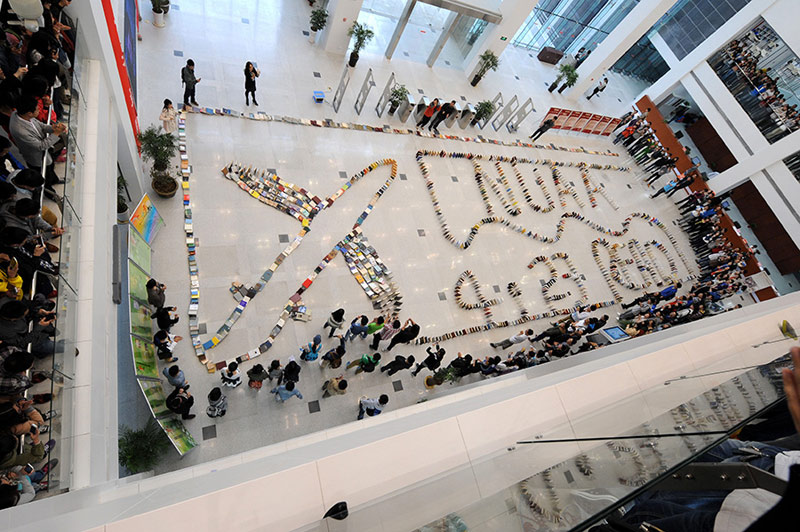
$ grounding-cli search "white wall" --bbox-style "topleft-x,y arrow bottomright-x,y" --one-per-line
320,0 -> 365,54
465,0 -> 538,80
763,0 -> 800,57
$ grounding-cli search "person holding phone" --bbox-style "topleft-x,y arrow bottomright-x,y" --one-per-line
244,61 -> 260,106
0,256 -> 23,301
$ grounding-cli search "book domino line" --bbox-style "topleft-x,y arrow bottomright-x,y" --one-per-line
177,103 -> 627,159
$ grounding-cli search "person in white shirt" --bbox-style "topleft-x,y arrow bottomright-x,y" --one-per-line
490,329 -> 534,350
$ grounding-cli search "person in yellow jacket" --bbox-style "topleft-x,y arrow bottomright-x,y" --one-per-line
0,257 -> 23,301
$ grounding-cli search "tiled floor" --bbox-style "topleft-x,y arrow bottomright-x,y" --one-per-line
136,1 -> 691,472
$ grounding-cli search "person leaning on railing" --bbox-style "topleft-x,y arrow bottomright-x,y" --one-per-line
8,96 -> 66,192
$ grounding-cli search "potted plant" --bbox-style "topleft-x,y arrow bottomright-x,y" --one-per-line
470,50 -> 500,86
117,174 -> 130,223
118,420 -> 170,474
388,84 -> 409,114
151,0 -> 166,27
309,8 -> 328,44
471,100 -> 495,127
138,125 -> 179,198
548,63 -> 577,92
347,22 -> 374,67
558,64 -> 579,93
424,366 -> 459,389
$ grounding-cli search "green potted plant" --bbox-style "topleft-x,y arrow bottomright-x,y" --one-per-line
388,84 -> 409,114
471,50 -> 500,86
471,100 -> 495,127
117,174 -> 130,223
138,125 -> 179,198
549,63 -> 577,92
558,65 -> 579,93
424,366 -> 460,389
309,8 -> 328,44
150,0 -> 167,27
347,22 -> 374,67
118,420 -> 170,474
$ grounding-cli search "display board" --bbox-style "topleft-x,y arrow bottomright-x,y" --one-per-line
130,193 -> 165,244
157,418 -> 199,456
543,107 -> 622,138
128,223 -> 151,272
129,298 -> 153,337
131,334 -> 159,379
128,259 -> 150,302
138,379 -> 171,418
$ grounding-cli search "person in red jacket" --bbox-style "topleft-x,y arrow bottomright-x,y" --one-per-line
417,98 -> 440,129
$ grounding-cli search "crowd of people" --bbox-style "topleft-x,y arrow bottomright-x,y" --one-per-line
710,31 -> 799,142
0,0 -> 76,509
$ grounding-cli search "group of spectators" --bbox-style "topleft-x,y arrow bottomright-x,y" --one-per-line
0,0 -> 76,509
710,32 -> 799,142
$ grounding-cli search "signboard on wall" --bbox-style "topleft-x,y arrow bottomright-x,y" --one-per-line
128,222 -> 151,272
128,259 -> 150,302
158,418 -> 199,455
130,194 -> 165,244
131,334 -> 159,379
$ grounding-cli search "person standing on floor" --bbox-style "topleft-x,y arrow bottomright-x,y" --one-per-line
220,361 -> 242,388
159,99 -> 177,133
206,387 -> 227,418
271,380 -> 303,403
283,359 -> 301,383
152,306 -> 179,332
380,354 -> 415,376
246,364 -> 269,390
651,178 -> 678,198
586,77 -> 608,100
181,59 -> 201,107
153,330 -> 181,363
365,316 -> 385,338
411,344 -> 445,377
358,394 -> 388,420
386,318 -> 420,351
322,308 -> 345,338
529,118 -> 555,141
321,375 -> 348,398
267,360 -> 284,384
299,334 -> 323,362
429,100 -> 456,133
416,98 -> 440,129
244,61 -> 260,106
489,329 -> 533,350
370,318 -> 400,350
166,387 -> 195,420
320,335 -> 346,369
162,364 -> 188,389
146,279 -> 167,310
344,315 -> 369,342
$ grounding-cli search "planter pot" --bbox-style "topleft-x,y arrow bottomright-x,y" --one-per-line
388,101 -> 399,115
152,177 -> 179,198
162,0 -> 170,14
424,376 -> 437,389
558,83 -> 569,93
470,74 -> 481,87
117,207 -> 130,224
348,51 -> 359,68
309,29 -> 317,44
152,9 -> 165,28
548,81 -> 559,92
470,118 -> 479,127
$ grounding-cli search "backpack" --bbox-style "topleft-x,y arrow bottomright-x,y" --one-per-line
248,379 -> 262,389
180,66 -> 186,85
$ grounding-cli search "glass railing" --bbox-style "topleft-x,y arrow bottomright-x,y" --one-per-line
18,19 -> 82,497
295,351 -> 791,532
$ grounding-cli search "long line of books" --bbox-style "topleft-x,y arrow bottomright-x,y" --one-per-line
473,160 -> 521,217
503,160 -> 555,213
177,103 -> 624,158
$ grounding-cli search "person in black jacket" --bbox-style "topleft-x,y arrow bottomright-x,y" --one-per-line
166,387 -> 195,420
152,306 -> 179,331
429,100 -> 456,133
380,354 -> 414,376
283,359 -> 301,383
529,118 -> 555,141
244,61 -> 260,106
411,344 -> 445,377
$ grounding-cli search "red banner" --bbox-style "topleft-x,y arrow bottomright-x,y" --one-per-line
562,110 -> 582,131
582,113 -> 601,134
101,0 -> 140,147
601,118 -> 621,136
591,116 -> 611,135
573,111 -> 593,132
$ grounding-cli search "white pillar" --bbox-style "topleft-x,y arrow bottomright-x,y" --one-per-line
569,0 -> 679,99
464,0 -> 537,80
320,0 -> 365,55
762,0 -> 800,57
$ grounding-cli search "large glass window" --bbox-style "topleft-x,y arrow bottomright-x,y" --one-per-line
656,0 -> 754,60
611,34 -> 669,82
512,0 -> 640,55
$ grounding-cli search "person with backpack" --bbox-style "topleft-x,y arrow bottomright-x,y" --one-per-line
299,334 -> 323,362
345,352 -> 381,374
321,375 -> 347,398
166,387 -> 195,420
358,394 -> 388,420
181,59 -> 201,107
320,335 -> 346,369
206,387 -> 227,418
246,364 -> 269,390
219,361 -> 242,388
